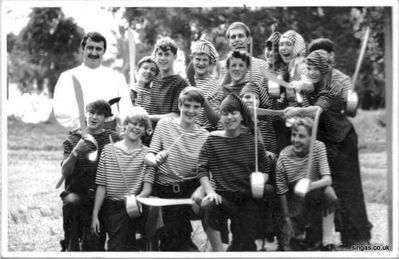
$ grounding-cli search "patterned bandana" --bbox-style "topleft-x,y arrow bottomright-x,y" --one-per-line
265,31 -> 281,50
280,30 -> 306,60
220,93 -> 255,133
306,49 -> 332,74
191,39 -> 218,64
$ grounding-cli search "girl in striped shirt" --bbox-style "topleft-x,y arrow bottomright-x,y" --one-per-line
144,87 -> 209,251
197,93 -> 270,251
92,107 -> 154,251
276,117 -> 338,251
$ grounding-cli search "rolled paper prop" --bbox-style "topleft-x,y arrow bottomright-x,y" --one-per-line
250,172 -> 267,199
125,195 -> 142,219
268,80 -> 281,99
294,178 -> 311,198
345,89 -> 359,117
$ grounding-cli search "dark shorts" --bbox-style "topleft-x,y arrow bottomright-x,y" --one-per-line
201,191 -> 259,251
103,199 -> 144,251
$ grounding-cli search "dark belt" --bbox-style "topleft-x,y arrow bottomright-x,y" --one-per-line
155,179 -> 199,196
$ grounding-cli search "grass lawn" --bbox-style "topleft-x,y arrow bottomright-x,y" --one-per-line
5,109 -> 390,251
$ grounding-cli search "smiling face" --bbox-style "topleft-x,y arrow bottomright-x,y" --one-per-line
155,49 -> 176,74
178,100 -> 202,125
228,57 -> 248,84
86,111 -> 106,132
220,110 -> 243,131
124,119 -> 146,142
138,61 -> 158,84
291,125 -> 311,157
82,38 -> 105,69
279,37 -> 294,63
228,28 -> 250,51
241,92 -> 260,108
307,64 -> 322,84
192,53 -> 211,78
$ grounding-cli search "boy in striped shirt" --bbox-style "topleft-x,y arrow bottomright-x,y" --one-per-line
60,99 -> 120,251
197,93 -> 270,251
276,117 -> 338,251
144,87 -> 210,251
92,107 -> 154,251
140,37 -> 188,130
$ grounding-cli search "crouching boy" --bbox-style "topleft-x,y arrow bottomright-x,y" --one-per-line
276,117 -> 338,251
91,107 -> 154,251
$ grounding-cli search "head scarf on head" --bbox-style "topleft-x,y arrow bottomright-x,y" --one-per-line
265,31 -> 281,50
219,93 -> 255,134
191,39 -> 218,64
240,82 -> 260,98
306,49 -> 333,74
280,30 -> 307,61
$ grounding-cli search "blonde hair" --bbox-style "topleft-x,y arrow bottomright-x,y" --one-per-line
122,107 -> 152,136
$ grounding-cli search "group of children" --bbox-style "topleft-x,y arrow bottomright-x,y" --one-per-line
59,21 -> 371,252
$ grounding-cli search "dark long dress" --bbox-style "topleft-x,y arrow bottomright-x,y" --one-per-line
307,69 -> 372,245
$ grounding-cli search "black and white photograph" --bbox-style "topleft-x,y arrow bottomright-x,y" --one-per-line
1,0 -> 398,258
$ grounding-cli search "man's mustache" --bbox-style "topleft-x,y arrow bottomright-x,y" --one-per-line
88,54 -> 100,59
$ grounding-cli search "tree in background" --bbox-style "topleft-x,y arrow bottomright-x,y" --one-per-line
7,8 -> 84,97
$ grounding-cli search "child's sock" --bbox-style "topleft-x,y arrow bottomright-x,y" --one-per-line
322,212 -> 335,246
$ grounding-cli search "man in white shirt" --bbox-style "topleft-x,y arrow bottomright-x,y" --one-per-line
53,32 -> 133,132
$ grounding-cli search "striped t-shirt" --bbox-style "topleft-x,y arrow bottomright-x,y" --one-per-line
275,140 -> 330,195
149,117 -> 210,185
192,75 -> 224,129
96,143 -> 155,200
197,129 -> 270,193
138,74 -> 188,116
62,129 -> 121,190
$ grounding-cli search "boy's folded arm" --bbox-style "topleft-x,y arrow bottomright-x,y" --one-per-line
309,175 -> 332,191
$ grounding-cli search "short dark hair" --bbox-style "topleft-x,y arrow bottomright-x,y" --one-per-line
153,37 -> 178,56
308,38 -> 335,53
226,22 -> 251,38
178,86 -> 205,106
226,50 -> 251,68
81,32 -> 107,52
85,99 -> 112,117
137,56 -> 160,77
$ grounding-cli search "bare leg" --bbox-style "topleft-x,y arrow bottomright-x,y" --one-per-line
205,226 -> 224,251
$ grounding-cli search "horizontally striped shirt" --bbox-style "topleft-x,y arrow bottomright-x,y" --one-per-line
258,117 -> 277,155
138,74 -> 188,116
275,140 -> 330,195
149,117 -> 209,185
96,143 -> 155,199
197,129 -> 270,193
192,75 -> 224,129
62,129 -> 120,190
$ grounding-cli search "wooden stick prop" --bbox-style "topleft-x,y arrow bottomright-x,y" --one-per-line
109,135 -> 142,218
165,134 -> 184,153
136,196 -> 195,207
251,107 -> 285,117
294,107 -> 322,197
128,28 -> 136,89
56,76 -> 98,189
346,26 -> 370,117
